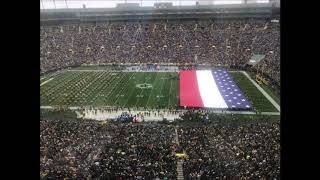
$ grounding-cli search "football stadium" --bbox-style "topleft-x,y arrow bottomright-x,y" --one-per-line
40,0 -> 280,179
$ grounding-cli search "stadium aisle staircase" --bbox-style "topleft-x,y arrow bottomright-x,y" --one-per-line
175,126 -> 185,180
177,160 -> 184,180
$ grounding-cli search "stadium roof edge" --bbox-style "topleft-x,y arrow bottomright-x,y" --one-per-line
40,3 -> 273,13
40,3 -> 279,25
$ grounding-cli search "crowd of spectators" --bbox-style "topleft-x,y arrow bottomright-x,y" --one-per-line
40,120 -> 177,179
40,118 -> 280,179
179,122 -> 280,179
40,19 -> 280,85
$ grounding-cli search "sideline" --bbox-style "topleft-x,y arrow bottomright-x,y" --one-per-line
40,78 -> 54,86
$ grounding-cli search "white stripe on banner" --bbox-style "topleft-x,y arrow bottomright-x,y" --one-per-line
196,70 -> 228,108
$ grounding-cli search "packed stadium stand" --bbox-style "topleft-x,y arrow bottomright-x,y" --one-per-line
40,118 -> 280,179
40,2 -> 280,87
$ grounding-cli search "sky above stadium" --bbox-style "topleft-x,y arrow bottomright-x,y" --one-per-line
40,0 -> 270,9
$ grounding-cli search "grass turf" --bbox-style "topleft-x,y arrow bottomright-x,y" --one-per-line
229,72 -> 278,112
246,72 -> 280,105
40,109 -> 78,120
41,71 -> 179,108
41,70 -> 278,112
259,83 -> 280,105
71,65 -> 123,70
40,76 -> 48,84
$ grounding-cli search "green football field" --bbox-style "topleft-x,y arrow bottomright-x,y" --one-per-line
41,71 -> 179,108
40,70 -> 279,112
230,72 -> 278,112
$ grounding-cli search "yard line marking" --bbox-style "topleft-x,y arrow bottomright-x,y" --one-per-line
42,71 -> 82,96
91,72 -> 115,104
40,78 -> 54,86
123,73 -> 142,107
134,73 -> 150,107
104,73 -> 128,104
91,72 -> 119,106
261,112 -> 280,115
167,75 -> 173,107
241,71 -> 280,112
158,73 -> 166,96
148,73 -> 166,108
145,72 -> 160,107
41,72 -> 92,105
75,72 -> 107,105
53,72 -> 99,105
112,73 -> 135,106
89,72 -> 110,103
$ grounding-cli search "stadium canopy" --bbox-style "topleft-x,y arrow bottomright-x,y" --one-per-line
40,0 -> 271,10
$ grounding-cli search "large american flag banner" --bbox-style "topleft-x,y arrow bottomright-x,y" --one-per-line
180,69 -> 251,109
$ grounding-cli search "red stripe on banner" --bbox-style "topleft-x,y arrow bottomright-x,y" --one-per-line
179,70 -> 204,107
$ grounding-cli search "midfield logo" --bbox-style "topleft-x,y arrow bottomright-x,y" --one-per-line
136,83 -> 153,89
